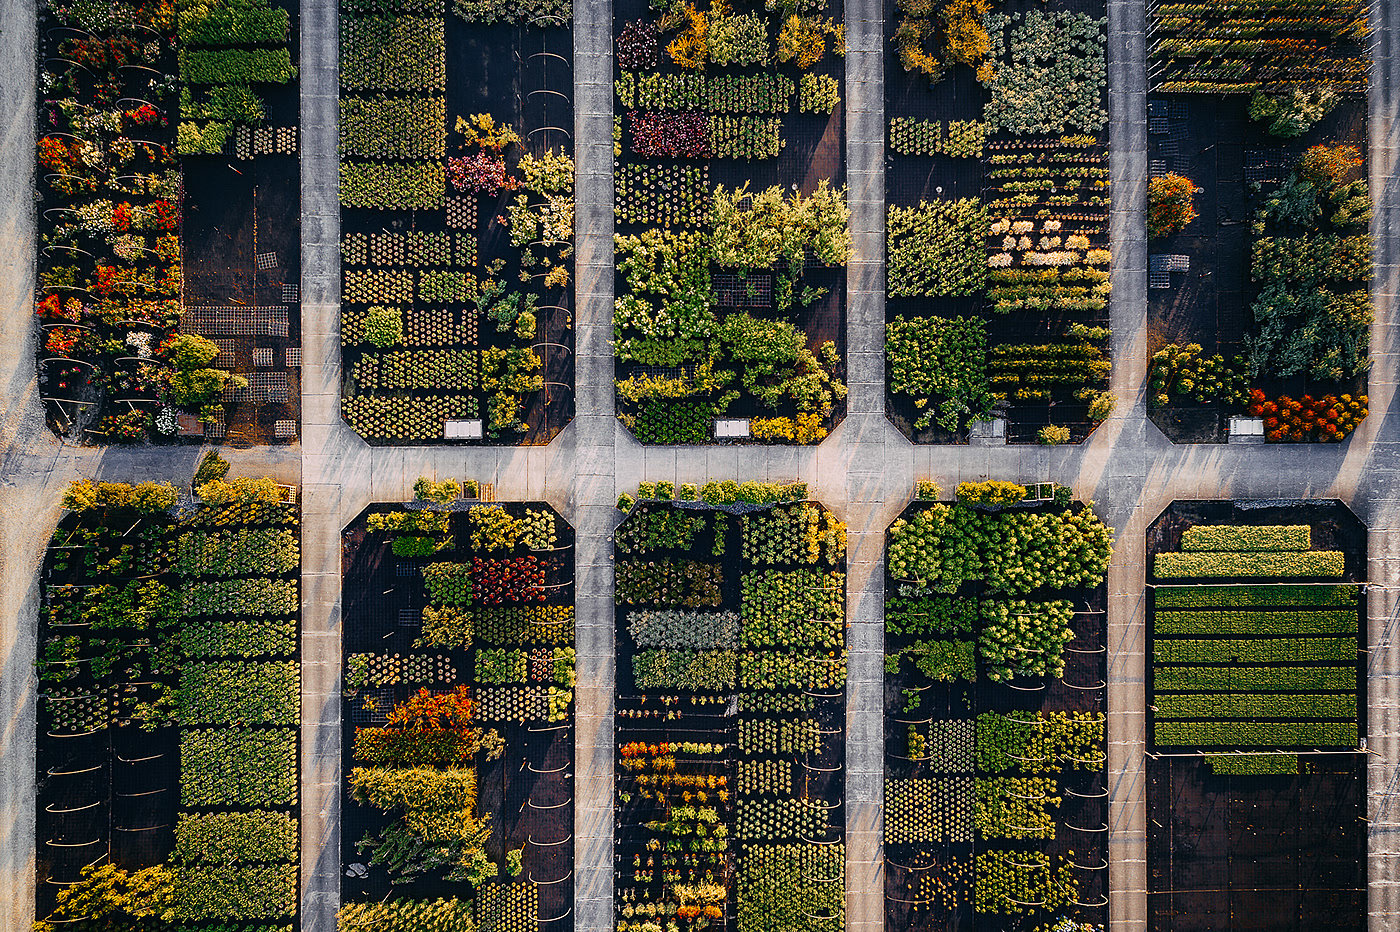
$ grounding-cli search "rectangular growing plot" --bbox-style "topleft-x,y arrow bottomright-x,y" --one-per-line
883,480 -> 1113,930
1144,1 -> 1372,444
338,0 -> 574,444
883,0 -> 1112,445
611,0 -> 848,445
1145,500 -> 1366,932
35,0 -> 301,444
35,475 -> 300,928
613,483 -> 846,931
339,489 -> 574,930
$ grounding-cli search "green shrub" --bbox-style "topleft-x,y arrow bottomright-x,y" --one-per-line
978,599 -> 1074,681
1154,720 -> 1356,748
179,0 -> 290,45
62,480 -> 179,513
1152,636 -> 1355,664
887,199 -> 988,297
195,476 -> 284,505
1207,753 -> 1298,775
193,451 -> 231,485
180,48 -> 296,84
339,15 -> 446,91
338,898 -> 477,932
422,562 -> 473,604
340,95 -> 446,159
180,617 -> 298,658
173,811 -> 298,863
1154,550 -> 1345,578
180,728 -> 297,806
1154,608 -> 1357,636
888,503 -> 1114,594
1248,87 -> 1336,138
170,865 -> 297,921
182,84 -> 267,123
178,120 -> 231,155
736,845 -> 844,932
1152,664 -> 1356,693
955,480 -> 1025,508
1154,584 -> 1357,609
1153,691 -> 1356,720
633,649 -> 737,690
340,161 -> 445,210
176,661 -> 299,725
886,314 -> 993,432
885,594 -> 976,637
1180,524 -> 1311,552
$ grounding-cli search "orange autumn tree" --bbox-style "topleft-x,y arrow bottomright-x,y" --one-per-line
1299,143 -> 1362,189
895,0 -> 991,84
1147,173 -> 1197,239
354,685 -> 504,765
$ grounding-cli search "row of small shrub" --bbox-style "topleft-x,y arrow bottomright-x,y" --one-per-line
1180,524 -> 1311,552
1155,550 -> 1344,579
1153,664 -> 1356,693
1154,584 -> 1357,609
1154,608 -> 1356,636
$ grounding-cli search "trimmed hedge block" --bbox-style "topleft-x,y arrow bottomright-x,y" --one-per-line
1180,524 -> 1311,552
1154,550 -> 1344,579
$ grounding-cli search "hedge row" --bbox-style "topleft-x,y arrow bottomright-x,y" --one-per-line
180,728 -> 298,807
1154,720 -> 1357,748
171,865 -> 298,921
339,95 -> 446,159
1155,550 -> 1345,579
339,161 -> 445,210
1207,754 -> 1299,775
1154,609 -> 1357,636
176,661 -> 300,725
1152,664 -> 1357,693
1154,584 -> 1358,609
179,48 -> 296,84
1180,524 -> 1311,552
1153,691 -> 1357,720
181,617 -> 298,659
173,811 -> 298,863
1153,637 -> 1356,664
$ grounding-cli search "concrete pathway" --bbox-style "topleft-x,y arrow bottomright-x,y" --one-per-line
0,0 -> 1399,927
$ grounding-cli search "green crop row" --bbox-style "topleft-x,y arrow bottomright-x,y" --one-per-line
1154,584 -> 1358,609
1154,720 -> 1357,748
1155,550 -> 1345,579
1153,691 -> 1356,720
1180,524 -> 1311,552
1154,609 -> 1357,636
1207,754 -> 1299,775
1152,664 -> 1357,693
1153,637 -> 1356,664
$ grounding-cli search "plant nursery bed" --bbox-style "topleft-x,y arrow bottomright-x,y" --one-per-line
1144,0 -> 1372,444
884,0 -> 1113,445
610,0 -> 849,445
612,482 -> 847,931
1144,499 -> 1367,931
340,490 -> 574,930
338,1 -> 574,444
35,0 -> 301,444
34,475 -> 301,929
882,480 -> 1113,931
